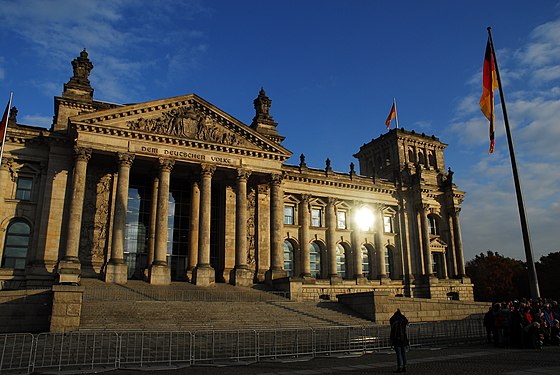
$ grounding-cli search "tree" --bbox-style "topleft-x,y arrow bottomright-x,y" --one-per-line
536,251 -> 560,301
466,251 -> 528,302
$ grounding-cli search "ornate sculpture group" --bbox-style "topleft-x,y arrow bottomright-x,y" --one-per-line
127,105 -> 244,147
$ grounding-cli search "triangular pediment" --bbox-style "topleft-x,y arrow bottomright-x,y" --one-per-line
429,237 -> 447,251
70,94 -> 292,160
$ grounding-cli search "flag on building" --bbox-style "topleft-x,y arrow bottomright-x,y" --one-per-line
385,100 -> 396,129
0,93 -> 13,161
480,37 -> 499,154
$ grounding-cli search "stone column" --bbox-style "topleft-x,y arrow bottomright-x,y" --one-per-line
418,204 -> 433,277
451,208 -> 466,277
445,211 -> 457,278
194,163 -> 216,286
326,197 -> 341,284
105,152 -> 134,284
186,179 -> 200,282
441,252 -> 449,279
299,194 -> 312,279
375,207 -> 387,280
351,207 -> 366,283
149,158 -> 174,285
266,173 -> 286,282
234,168 -> 253,286
58,146 -> 91,284
146,175 -> 159,280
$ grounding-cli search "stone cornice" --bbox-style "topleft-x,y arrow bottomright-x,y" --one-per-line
72,122 -> 290,162
282,165 -> 395,195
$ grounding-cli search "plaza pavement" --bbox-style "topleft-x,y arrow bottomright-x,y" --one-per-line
103,343 -> 560,375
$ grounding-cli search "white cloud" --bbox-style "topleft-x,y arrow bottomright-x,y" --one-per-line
0,0 -> 210,102
21,114 -> 52,128
453,16 -> 560,261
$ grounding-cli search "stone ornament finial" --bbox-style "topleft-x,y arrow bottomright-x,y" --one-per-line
71,49 -> 94,84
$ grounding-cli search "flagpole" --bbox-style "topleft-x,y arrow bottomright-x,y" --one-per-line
394,98 -> 399,129
487,27 -> 540,299
0,92 -> 13,163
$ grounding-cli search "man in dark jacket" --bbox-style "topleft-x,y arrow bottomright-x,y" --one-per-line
390,309 -> 409,373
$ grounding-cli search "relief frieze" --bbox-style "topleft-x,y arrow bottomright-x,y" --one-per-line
126,105 -> 245,147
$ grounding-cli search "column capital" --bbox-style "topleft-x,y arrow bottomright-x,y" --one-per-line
117,152 -> 135,167
270,173 -> 284,186
327,197 -> 338,207
447,207 -> 461,215
158,157 -> 175,172
200,163 -> 216,177
73,146 -> 92,162
237,168 -> 251,181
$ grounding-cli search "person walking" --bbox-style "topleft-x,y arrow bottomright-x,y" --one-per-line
390,308 -> 409,373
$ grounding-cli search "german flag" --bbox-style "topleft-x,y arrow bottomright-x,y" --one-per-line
480,37 -> 499,154
385,102 -> 396,129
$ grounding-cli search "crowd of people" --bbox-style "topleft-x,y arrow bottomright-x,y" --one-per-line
483,298 -> 560,349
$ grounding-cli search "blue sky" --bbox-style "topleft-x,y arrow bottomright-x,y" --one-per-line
1,0 -> 559,263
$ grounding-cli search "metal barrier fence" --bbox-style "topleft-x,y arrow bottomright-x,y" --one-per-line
0,319 -> 484,374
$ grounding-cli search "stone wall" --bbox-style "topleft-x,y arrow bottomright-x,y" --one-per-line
337,291 -> 489,324
0,289 -> 52,333
50,285 -> 84,333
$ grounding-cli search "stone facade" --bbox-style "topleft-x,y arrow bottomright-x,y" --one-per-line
0,50 -> 473,301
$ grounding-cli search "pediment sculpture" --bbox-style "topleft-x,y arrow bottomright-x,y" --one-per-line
127,105 -> 245,147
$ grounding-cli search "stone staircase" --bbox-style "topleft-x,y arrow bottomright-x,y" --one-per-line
79,279 -> 374,331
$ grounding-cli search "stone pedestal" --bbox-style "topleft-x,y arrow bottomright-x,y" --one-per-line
194,265 -> 215,286
57,260 -> 81,285
50,285 -> 84,333
104,262 -> 128,284
355,275 -> 368,285
233,267 -> 253,287
265,269 -> 287,285
329,275 -> 343,285
149,264 -> 171,285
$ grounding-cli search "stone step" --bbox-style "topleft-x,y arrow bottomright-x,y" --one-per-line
79,279 -> 374,332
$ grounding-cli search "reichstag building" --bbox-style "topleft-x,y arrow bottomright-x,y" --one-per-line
0,50 -> 473,301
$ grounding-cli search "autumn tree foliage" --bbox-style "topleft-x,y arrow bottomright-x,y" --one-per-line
536,251 -> 560,302
465,251 -> 528,302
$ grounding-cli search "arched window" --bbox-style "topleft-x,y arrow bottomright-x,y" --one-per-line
361,244 -> 374,278
428,151 -> 436,169
2,221 -> 31,270
428,214 -> 440,236
336,244 -> 346,278
408,149 -> 415,163
283,240 -> 295,277
310,242 -> 322,279
418,151 -> 425,165
385,246 -> 394,277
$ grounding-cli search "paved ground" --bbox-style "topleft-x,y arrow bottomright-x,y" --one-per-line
100,343 -> 560,375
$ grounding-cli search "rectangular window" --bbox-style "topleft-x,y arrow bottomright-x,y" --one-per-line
337,211 -> 347,229
284,205 -> 295,225
311,208 -> 322,227
383,216 -> 394,233
16,177 -> 33,201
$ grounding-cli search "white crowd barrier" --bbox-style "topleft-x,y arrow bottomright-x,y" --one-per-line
0,319 -> 484,374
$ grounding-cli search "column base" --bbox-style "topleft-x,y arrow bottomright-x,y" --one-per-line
57,259 -> 81,285
194,265 -> 215,286
329,275 -> 343,285
355,275 -> 369,285
265,268 -> 287,284
105,262 -> 128,284
149,264 -> 171,285
233,267 -> 253,287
